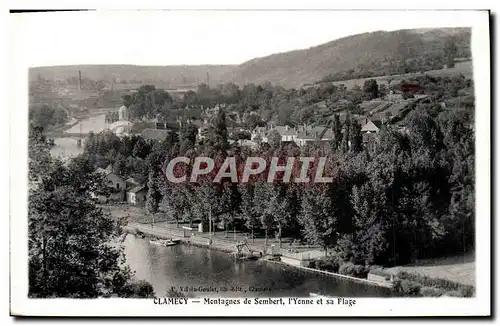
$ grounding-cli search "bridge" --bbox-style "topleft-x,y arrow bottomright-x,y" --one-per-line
44,132 -> 90,138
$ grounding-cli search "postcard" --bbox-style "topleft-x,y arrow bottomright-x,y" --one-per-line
9,8 -> 491,317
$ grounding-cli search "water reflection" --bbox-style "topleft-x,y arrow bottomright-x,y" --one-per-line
123,234 -> 393,298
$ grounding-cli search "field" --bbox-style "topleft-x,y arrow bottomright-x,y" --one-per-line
323,61 -> 473,89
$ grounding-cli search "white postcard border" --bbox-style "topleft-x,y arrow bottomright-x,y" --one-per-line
9,9 -> 491,317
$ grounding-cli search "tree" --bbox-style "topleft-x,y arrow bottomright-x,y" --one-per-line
245,114 -> 264,130
238,183 -> 260,242
444,37 -> 458,68
208,109 -> 229,151
350,120 -> 363,153
267,130 -> 282,149
299,185 -> 338,256
113,154 -> 129,177
363,79 -> 379,100
341,116 -> 352,153
330,114 -> 343,152
146,171 -> 163,226
28,124 -> 54,184
28,132 -> 154,298
132,137 -> 151,159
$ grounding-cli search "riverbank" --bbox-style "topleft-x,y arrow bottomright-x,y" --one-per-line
122,222 -> 393,289
262,258 -> 393,288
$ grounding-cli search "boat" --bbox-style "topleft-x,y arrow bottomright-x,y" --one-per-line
149,239 -> 177,247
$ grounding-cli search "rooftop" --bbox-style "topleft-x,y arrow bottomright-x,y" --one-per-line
128,184 -> 146,193
141,128 -> 172,141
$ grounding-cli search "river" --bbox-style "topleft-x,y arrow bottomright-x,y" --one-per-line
50,114 -> 107,160
123,234 -> 393,298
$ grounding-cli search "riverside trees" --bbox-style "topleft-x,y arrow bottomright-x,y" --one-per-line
155,103 -> 474,267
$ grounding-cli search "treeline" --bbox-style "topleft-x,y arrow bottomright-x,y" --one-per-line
29,104 -> 68,130
316,54 -> 446,85
143,104 -> 474,267
316,36 -> 467,85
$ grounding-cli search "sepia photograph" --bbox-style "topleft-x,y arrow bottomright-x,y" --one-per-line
9,7 -> 491,317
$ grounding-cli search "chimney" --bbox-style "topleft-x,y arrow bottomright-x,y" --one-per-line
78,70 -> 82,91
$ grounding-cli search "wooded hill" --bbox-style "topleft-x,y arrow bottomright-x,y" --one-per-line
30,27 -> 471,89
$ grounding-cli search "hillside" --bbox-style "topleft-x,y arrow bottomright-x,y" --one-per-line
30,27 -> 471,89
225,28 -> 471,88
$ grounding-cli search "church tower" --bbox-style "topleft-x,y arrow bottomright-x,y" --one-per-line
118,105 -> 128,121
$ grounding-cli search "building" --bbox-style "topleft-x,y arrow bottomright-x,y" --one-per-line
294,126 -> 334,147
251,125 -> 299,143
360,119 -> 382,134
109,120 -> 133,137
125,178 -> 148,205
118,105 -> 129,121
95,167 -> 126,202
96,167 -> 126,192
141,128 -> 172,142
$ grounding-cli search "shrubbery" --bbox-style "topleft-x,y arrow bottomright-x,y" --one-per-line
392,271 -> 475,297
397,271 -> 474,297
393,279 -> 421,297
443,290 -> 464,297
312,256 -> 341,273
420,287 -> 446,297
338,262 -> 369,278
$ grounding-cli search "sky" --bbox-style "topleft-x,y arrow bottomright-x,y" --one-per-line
10,10 -> 483,67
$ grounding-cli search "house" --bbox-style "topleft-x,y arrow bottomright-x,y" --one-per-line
251,126 -> 269,143
95,168 -> 126,202
274,126 -> 299,142
294,126 -> 334,147
361,119 -> 381,134
251,125 -> 299,143
237,139 -> 259,149
127,184 -> 148,205
96,168 -> 126,192
125,177 -> 148,206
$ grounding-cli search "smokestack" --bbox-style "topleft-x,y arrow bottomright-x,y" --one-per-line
78,70 -> 82,91
206,72 -> 210,87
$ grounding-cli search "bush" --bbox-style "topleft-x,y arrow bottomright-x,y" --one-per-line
394,279 -> 421,297
313,256 -> 340,273
396,271 -> 474,297
420,286 -> 445,297
338,262 -> 368,278
118,280 -> 155,298
443,290 -> 463,297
